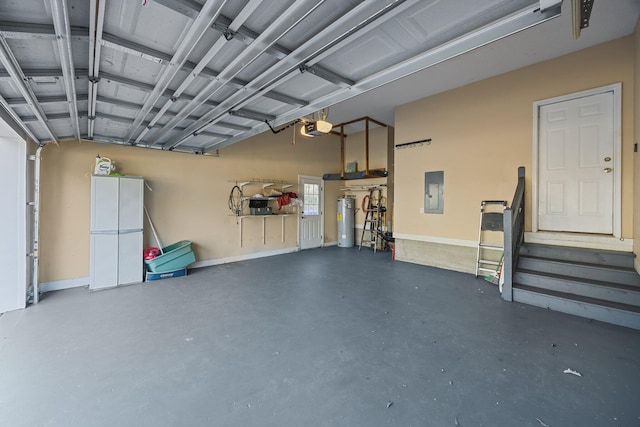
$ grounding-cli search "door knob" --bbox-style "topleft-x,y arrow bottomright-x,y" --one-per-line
604,167 -> 612,173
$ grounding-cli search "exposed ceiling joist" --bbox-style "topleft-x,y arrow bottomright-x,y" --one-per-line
122,0 -> 228,144
228,109 -> 275,122
0,20 -> 87,40
97,94 -> 207,122
21,111 -> 87,122
132,0 -> 263,145
101,32 -> 172,64
176,0 -> 415,151
50,0 -> 81,140
88,0 -> 105,138
0,35 -> 57,143
205,2 -> 561,151
5,94 -> 83,105
157,0 -> 328,150
151,0 -> 202,20
0,92 -> 41,143
299,64 -> 354,88
1,0 -> 636,152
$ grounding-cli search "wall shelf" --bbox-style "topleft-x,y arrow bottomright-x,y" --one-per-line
229,180 -> 298,247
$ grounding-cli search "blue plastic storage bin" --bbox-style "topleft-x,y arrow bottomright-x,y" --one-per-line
144,240 -> 195,273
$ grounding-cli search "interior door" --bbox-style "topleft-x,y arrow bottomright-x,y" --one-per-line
537,91 -> 614,234
299,176 -> 323,250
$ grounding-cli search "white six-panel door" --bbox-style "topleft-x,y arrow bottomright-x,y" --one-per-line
537,91 -> 614,234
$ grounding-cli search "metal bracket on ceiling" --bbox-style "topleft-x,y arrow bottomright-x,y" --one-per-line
223,28 -> 235,41
572,0 -> 594,39
298,64 -> 354,88
229,109 -> 275,122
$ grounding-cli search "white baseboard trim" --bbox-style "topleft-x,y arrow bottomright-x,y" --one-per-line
323,241 -> 338,247
393,232 -> 477,248
40,276 -> 89,293
525,232 -> 634,252
191,246 -> 300,269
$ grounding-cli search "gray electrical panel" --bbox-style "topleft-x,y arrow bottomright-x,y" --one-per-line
424,171 -> 444,214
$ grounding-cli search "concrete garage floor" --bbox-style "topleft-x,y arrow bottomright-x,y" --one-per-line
1,247 -> 639,427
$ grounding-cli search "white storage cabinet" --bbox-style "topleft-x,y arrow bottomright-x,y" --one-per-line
90,175 -> 144,290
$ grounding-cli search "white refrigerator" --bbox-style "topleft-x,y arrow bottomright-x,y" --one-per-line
90,175 -> 144,290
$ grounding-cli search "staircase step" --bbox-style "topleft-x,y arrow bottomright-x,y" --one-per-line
512,284 -> 640,330
514,269 -> 640,306
520,243 -> 636,268
518,255 -> 640,286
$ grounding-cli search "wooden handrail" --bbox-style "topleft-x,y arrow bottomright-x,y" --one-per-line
502,166 -> 525,302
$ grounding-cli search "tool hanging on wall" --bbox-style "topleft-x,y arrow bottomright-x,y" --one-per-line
228,185 -> 243,217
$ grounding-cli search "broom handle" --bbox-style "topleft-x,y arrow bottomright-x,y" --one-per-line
144,206 -> 164,254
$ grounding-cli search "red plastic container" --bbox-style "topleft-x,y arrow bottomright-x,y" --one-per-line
144,247 -> 160,260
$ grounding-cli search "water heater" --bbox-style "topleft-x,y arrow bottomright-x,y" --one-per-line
337,196 -> 355,247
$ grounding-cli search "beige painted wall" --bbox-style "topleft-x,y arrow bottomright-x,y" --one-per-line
39,130 -> 341,283
394,36 -> 635,271
343,126 -> 392,234
634,19 -> 640,271
344,125 -> 389,172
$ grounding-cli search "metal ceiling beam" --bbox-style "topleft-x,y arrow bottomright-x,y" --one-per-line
96,95 -> 206,122
0,18 -> 307,107
99,71 -> 156,92
214,122 -> 251,131
0,34 -> 58,143
50,0 -> 80,140
151,0 -> 201,20
219,0 -> 416,120
212,13 -> 352,93
0,93 -> 41,143
101,33 -> 172,64
5,94 -> 84,105
95,112 -> 155,130
228,109 -> 275,122
0,20 -> 87,40
0,68 -> 88,79
156,0 -> 324,150
208,2 -> 561,151
198,130 -> 232,139
123,0 -> 228,144
21,111 -> 88,122
88,0 -> 106,139
261,91 -> 308,107
135,0 -> 262,145
98,72 -> 220,108
91,114 -> 230,143
169,0 -> 407,150
299,64 -> 354,88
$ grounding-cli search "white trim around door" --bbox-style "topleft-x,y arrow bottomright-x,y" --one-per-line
532,83 -> 622,238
